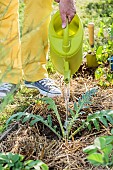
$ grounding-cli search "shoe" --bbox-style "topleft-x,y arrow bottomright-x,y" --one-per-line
0,83 -> 17,99
24,78 -> 62,98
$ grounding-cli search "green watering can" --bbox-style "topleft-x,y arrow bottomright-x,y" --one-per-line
49,11 -> 83,83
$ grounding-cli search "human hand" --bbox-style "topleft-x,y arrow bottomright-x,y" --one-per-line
54,0 -> 76,28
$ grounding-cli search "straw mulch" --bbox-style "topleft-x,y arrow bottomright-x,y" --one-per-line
0,63 -> 113,170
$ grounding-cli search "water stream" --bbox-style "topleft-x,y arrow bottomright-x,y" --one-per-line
64,82 -> 70,139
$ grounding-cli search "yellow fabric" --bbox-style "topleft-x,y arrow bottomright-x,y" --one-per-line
0,0 -> 53,84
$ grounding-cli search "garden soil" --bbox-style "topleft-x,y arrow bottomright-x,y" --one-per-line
0,63 -> 113,170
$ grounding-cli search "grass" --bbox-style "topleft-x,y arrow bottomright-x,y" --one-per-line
0,87 -> 39,133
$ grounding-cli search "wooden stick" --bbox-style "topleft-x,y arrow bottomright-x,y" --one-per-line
88,22 -> 94,48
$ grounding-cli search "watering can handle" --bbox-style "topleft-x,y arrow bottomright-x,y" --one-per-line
63,20 -> 70,53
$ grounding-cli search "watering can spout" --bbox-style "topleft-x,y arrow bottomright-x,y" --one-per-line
64,61 -> 71,84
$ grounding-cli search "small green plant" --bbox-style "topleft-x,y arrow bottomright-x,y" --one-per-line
6,88 -> 113,140
6,88 -> 98,139
6,103 -> 63,139
83,135 -> 113,168
86,110 -> 113,131
0,152 -> 48,170
4,88 -> 110,139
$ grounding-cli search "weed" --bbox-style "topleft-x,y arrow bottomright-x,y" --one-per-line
83,135 -> 113,168
0,152 -> 48,170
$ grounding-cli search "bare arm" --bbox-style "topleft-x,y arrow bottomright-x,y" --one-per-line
54,0 -> 76,28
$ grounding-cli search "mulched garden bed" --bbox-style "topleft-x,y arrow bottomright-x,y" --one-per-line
0,63 -> 113,170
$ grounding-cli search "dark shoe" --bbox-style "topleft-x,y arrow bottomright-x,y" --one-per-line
24,78 -> 62,98
0,83 -> 17,99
